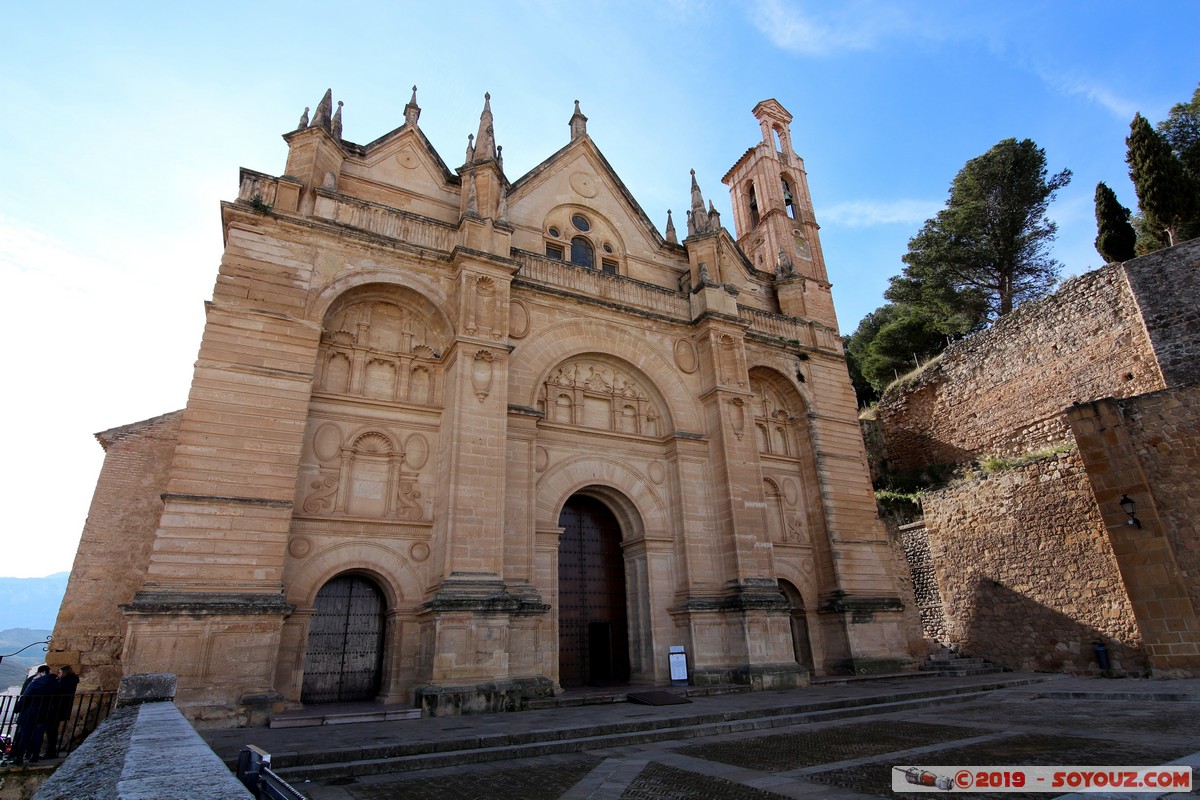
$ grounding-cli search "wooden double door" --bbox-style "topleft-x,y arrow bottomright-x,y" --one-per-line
302,574 -> 385,704
558,495 -> 631,687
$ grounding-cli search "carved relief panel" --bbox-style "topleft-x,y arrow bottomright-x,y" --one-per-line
750,373 -> 800,456
536,358 -> 663,437
315,292 -> 451,406
298,421 -> 435,521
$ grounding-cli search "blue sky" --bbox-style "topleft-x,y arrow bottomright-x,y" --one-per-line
2,1 -> 1197,579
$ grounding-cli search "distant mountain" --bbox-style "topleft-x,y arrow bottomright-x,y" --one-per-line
0,573 -> 70,631
0,627 -> 53,691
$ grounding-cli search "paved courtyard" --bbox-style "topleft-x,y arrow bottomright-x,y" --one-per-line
251,677 -> 1200,800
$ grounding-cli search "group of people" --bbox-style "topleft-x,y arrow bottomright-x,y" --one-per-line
9,664 -> 79,765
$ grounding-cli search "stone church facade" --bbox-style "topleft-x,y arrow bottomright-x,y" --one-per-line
53,91 -> 916,725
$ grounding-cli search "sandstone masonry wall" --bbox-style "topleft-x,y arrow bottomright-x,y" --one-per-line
876,264 -> 1164,474
921,450 -> 1145,674
1119,385 -> 1200,617
50,413 -> 182,691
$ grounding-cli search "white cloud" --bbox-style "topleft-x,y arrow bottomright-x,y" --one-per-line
821,199 -> 942,227
1035,67 -> 1140,120
747,0 -> 926,56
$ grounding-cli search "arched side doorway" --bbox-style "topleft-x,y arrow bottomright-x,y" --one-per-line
558,495 -> 631,687
778,579 -> 814,671
302,574 -> 386,704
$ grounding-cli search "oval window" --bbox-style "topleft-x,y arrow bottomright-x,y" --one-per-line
571,214 -> 590,232
548,226 -> 561,238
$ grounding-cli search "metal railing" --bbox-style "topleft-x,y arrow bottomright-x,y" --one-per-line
237,745 -> 309,800
0,690 -> 116,763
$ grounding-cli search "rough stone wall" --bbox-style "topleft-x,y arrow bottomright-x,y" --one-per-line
49,412 -> 182,691
898,522 -> 948,646
1123,237 -> 1200,387
875,264 -> 1164,474
1120,385 -> 1200,617
921,450 -> 1145,674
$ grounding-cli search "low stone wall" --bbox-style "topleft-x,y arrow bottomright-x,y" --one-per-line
32,674 -> 250,800
919,451 -> 1145,674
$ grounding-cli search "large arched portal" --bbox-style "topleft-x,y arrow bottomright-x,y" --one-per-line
301,573 -> 386,703
558,495 -> 631,687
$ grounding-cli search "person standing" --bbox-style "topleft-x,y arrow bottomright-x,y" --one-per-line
11,666 -> 57,764
42,665 -> 80,759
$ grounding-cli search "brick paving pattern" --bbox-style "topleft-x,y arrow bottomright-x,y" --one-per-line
346,754 -> 603,800
618,762 -> 787,800
807,733 -> 1194,799
678,720 -> 990,772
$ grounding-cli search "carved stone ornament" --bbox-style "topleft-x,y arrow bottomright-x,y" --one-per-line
673,337 -> 698,374
647,461 -> 665,485
728,397 -> 747,440
509,299 -> 530,339
570,171 -> 598,198
287,536 -> 312,559
472,349 -> 496,401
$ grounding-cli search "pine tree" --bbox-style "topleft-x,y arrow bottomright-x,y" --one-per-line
1127,113 -> 1198,247
1093,182 -> 1137,262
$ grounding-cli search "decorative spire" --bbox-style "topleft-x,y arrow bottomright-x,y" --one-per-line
688,170 -> 711,234
404,85 -> 421,127
707,200 -> 721,229
311,89 -> 333,132
497,189 -> 509,222
297,106 -> 310,131
472,92 -> 496,163
569,99 -> 588,142
665,209 -> 677,245
496,145 -> 504,172
465,133 -> 475,163
331,100 -> 344,141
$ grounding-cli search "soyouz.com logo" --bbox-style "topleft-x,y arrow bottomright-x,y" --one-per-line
892,765 -> 1192,792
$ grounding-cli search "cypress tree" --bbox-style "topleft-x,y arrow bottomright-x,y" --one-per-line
1127,113 -> 1197,246
1093,182 -> 1137,262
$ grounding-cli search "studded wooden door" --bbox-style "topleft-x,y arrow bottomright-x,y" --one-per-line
301,575 -> 385,704
558,495 -> 630,687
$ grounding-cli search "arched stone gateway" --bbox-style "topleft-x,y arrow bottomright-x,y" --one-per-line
301,574 -> 386,703
558,494 -> 631,687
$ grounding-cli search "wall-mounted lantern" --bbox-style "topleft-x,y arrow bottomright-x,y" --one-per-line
1119,495 -> 1142,529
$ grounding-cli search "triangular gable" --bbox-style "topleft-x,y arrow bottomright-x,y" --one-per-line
508,137 -> 676,253
339,124 -> 461,194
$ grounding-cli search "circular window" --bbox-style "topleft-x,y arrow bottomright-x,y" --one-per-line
571,214 -> 590,232
548,226 -> 561,238
602,242 -> 614,254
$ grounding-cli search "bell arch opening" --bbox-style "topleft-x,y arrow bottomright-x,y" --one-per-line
301,572 -> 387,704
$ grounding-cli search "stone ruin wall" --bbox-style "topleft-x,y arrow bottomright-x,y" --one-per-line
49,412 -> 182,692
875,263 -> 1164,475
918,451 -> 1146,674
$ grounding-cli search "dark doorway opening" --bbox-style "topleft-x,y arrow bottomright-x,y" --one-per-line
558,494 -> 630,687
301,574 -> 385,704
779,579 -> 814,670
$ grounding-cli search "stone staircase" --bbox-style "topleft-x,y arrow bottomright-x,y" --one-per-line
921,652 -> 1006,677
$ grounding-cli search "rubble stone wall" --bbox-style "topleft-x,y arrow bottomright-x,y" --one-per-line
920,450 -> 1146,674
875,264 -> 1164,474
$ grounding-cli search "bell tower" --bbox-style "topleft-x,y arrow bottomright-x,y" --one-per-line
722,99 -> 836,327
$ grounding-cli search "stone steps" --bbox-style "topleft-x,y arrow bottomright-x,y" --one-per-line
265,677 -> 1042,783
920,653 -> 1005,677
